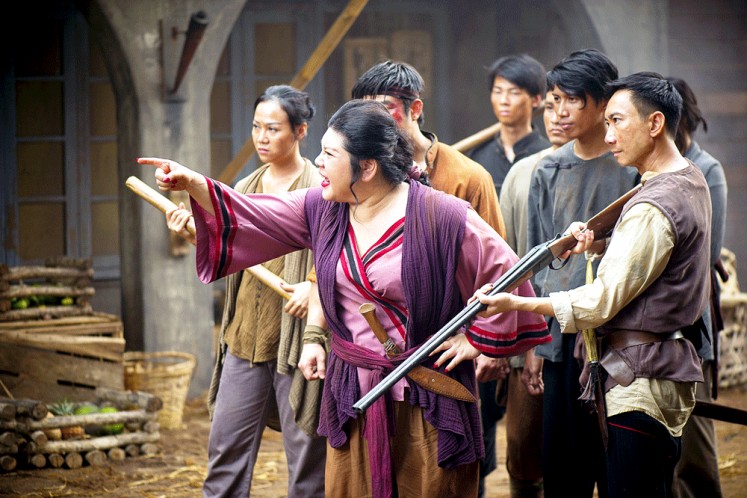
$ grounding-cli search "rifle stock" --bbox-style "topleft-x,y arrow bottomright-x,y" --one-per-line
352,183 -> 642,413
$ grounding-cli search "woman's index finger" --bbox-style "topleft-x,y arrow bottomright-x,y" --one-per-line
137,157 -> 172,173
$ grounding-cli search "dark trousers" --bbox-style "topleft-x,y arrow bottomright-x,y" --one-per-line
607,411 -> 681,498
478,379 -> 505,498
542,335 -> 607,498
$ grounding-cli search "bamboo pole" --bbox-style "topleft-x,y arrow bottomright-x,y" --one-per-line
217,0 -> 369,186
126,177 -> 292,300
451,122 -> 501,153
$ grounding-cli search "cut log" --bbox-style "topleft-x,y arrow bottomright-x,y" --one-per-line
0,455 -> 16,471
0,304 -> 93,322
95,387 -> 163,412
29,453 -> 46,468
0,431 -> 16,446
142,421 -> 160,434
125,444 -> 140,457
29,430 -> 48,447
47,453 -> 64,468
85,449 -> 107,466
42,431 -> 159,453
45,257 -> 92,270
0,444 -> 18,454
125,422 -> 141,432
107,447 -> 126,461
140,442 -> 159,456
65,452 -> 83,469
0,403 -> 15,421
0,398 -> 47,420
0,409 -> 154,432
2,284 -> 94,300
0,265 -> 93,282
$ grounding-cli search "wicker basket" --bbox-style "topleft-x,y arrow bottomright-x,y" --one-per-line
717,248 -> 747,388
124,351 -> 196,429
719,294 -> 747,388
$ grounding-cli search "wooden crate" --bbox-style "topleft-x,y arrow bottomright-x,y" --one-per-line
0,388 -> 162,471
0,258 -> 95,321
0,313 -> 125,402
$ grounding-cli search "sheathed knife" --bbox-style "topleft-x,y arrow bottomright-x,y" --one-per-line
359,303 -> 476,403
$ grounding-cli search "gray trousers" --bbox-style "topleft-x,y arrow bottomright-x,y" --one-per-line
673,360 -> 722,498
203,351 -> 326,497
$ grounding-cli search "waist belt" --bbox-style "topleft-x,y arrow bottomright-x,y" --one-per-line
600,330 -> 685,387
605,329 -> 684,350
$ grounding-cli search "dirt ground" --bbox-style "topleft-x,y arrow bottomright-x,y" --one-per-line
2,385 -> 746,497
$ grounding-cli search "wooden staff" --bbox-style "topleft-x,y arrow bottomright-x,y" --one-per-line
451,121 -> 501,153
218,0 -> 369,186
125,176 -> 292,300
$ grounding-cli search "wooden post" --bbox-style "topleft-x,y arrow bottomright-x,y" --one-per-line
217,0 -> 369,186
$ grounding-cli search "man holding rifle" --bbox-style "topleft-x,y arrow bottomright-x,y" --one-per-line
474,72 -> 711,498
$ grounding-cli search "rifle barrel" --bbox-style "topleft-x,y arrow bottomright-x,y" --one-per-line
352,183 -> 643,413
352,244 -> 555,413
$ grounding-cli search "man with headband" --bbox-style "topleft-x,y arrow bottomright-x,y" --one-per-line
352,60 -> 506,238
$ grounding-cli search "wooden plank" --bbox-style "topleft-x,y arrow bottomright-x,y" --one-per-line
0,313 -> 122,333
1,323 -> 123,338
0,331 -> 124,362
0,344 -> 124,402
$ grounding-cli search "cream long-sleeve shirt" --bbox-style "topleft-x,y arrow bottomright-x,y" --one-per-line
548,172 -> 696,436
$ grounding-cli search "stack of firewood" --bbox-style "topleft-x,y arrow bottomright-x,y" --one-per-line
0,388 -> 162,470
0,257 -> 95,321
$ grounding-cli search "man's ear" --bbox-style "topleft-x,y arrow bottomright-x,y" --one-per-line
409,99 -> 424,122
649,111 -> 666,138
530,94 -> 543,109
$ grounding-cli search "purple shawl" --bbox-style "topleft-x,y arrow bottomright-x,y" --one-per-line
305,181 -> 483,495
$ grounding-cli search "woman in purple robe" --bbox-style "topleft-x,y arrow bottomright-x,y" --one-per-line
139,99 -> 549,498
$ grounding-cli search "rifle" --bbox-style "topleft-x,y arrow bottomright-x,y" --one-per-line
352,183 -> 643,413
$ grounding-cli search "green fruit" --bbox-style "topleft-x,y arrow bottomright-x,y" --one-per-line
11,298 -> 29,310
61,296 -> 74,306
99,406 -> 124,435
74,403 -> 99,416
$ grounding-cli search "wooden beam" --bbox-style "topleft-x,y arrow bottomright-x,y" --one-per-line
217,0 -> 369,186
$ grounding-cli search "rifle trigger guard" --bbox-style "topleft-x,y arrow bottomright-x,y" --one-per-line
549,255 -> 571,271
548,233 -> 571,271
